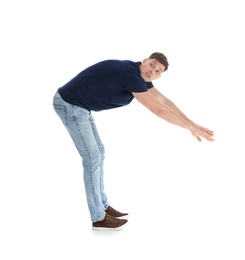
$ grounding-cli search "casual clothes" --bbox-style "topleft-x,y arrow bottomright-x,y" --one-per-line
53,59 -> 153,222
58,60 -> 153,111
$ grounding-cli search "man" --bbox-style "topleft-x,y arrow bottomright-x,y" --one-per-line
53,52 -> 214,230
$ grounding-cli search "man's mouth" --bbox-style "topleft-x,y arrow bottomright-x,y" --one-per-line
145,72 -> 151,79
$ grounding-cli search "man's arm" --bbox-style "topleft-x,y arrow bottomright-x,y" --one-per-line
148,87 -> 194,124
132,87 -> 214,142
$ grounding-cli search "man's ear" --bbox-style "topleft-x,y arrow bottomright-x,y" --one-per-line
142,58 -> 147,63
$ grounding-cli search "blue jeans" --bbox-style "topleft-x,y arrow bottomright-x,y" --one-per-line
53,91 -> 108,222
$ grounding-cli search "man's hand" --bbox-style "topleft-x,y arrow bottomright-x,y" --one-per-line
191,124 -> 214,142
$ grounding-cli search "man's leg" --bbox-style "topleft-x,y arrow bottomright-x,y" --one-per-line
89,115 -> 108,209
53,92 -> 105,222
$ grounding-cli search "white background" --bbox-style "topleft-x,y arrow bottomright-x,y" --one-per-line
1,0 -> 245,259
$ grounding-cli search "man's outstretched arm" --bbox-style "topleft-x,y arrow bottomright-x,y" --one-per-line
132,88 -> 214,142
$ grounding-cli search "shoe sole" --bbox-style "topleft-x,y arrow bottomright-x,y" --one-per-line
92,222 -> 128,231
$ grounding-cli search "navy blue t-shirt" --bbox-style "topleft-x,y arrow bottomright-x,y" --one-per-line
58,59 -> 154,111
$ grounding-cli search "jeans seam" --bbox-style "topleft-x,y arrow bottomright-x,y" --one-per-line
73,110 -> 101,221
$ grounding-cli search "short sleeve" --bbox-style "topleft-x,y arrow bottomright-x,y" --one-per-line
146,81 -> 154,89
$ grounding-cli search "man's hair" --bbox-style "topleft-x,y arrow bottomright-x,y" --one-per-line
148,52 -> 169,71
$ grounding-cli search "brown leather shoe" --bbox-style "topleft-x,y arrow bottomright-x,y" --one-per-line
92,213 -> 128,230
105,206 -> 128,218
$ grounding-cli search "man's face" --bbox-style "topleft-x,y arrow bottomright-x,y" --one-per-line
139,58 -> 165,82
